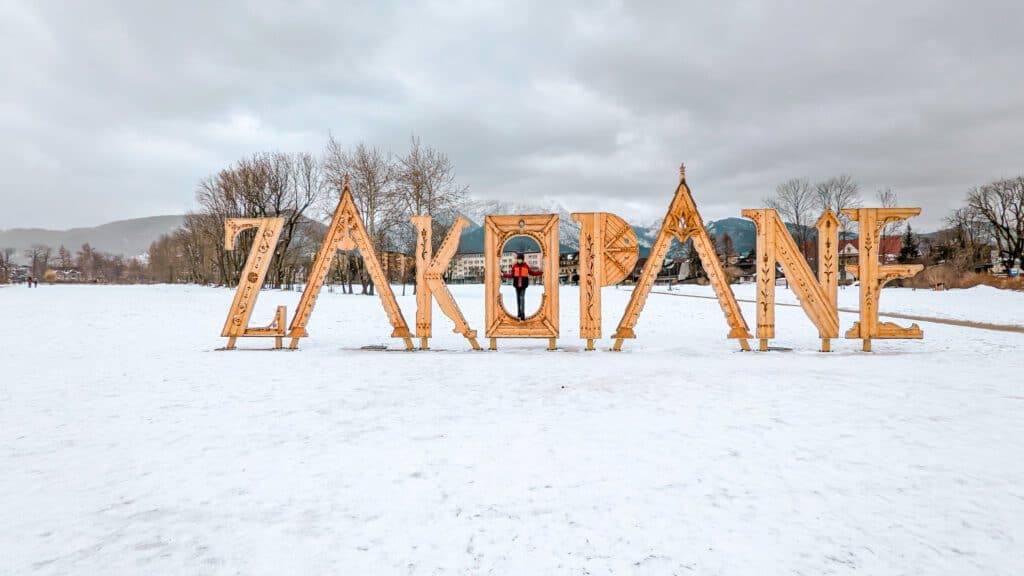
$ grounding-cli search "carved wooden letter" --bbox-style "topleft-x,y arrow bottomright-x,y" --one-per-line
842,207 -> 924,351
612,165 -> 752,351
411,215 -> 481,350
741,209 -> 839,352
220,217 -> 287,350
571,212 -> 639,350
286,178 -> 414,350
484,214 -> 561,350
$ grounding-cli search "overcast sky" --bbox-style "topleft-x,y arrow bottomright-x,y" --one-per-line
2,1 -> 1023,231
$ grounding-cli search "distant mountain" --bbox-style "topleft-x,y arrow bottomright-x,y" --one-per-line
454,214 -> 760,258
708,217 -> 757,255
1,209 -> 887,266
0,215 -> 185,262
455,213 -> 577,254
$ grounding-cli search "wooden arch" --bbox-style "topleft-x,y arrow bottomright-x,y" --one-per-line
484,214 -> 560,350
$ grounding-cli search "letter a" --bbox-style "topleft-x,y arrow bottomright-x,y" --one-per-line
411,215 -> 481,350
612,165 -> 752,351
286,177 -> 414,350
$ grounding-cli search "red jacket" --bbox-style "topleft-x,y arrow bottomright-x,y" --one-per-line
503,262 -> 542,288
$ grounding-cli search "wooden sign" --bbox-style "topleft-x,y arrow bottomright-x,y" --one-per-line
285,178 -> 414,350
220,217 -> 287,349
484,214 -> 560,350
742,209 -> 840,351
612,165 -> 752,351
411,215 -> 481,350
571,212 -> 639,350
843,207 -> 924,351
215,166 -> 927,355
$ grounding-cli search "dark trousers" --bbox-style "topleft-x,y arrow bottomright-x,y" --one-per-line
515,286 -> 527,320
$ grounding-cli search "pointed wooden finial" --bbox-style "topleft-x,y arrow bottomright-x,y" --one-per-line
343,174 -> 350,189
679,163 -> 687,181
816,209 -> 839,228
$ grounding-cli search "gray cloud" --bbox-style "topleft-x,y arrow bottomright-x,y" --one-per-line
2,0 -> 1023,231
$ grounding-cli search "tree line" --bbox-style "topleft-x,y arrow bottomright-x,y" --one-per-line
0,135 -> 468,287
145,135 -> 468,292
0,243 -> 148,284
3,164 -> 1021,286
762,174 -> 1024,273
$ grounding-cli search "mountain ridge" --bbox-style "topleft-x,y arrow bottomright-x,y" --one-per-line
0,215 -> 186,262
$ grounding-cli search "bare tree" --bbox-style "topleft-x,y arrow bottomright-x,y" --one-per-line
965,176 -> 1024,270
394,135 -> 469,294
876,188 -> 904,237
395,134 -> 469,245
0,247 -> 14,283
77,243 -> 96,280
191,152 -> 324,287
721,232 -> 736,264
57,245 -> 74,269
25,244 -> 52,277
323,137 -> 404,295
944,206 -> 992,271
324,138 -> 402,250
814,175 -> 861,235
766,178 -> 816,259
276,152 -> 326,288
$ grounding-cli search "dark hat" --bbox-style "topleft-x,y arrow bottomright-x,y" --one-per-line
516,252 -> 524,259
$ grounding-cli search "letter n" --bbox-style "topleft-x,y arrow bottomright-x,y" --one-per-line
742,209 -> 840,351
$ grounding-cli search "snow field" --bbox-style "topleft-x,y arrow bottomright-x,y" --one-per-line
1,284 -> 1021,574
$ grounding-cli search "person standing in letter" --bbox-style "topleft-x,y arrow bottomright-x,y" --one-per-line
502,252 -> 543,321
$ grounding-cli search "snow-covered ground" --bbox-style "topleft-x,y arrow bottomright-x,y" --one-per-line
665,282 -> 1024,327
1,283 -> 1022,575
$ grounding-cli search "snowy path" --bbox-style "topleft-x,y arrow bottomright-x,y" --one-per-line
651,287 -> 1024,333
1,284 -> 1022,575
667,283 -> 1024,328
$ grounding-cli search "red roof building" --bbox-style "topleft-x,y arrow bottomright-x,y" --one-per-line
838,236 -> 902,264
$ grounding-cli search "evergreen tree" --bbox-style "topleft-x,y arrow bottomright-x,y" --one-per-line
687,239 -> 705,279
898,225 -> 920,264
722,232 -> 736,264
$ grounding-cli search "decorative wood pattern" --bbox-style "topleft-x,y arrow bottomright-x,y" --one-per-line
412,215 -> 433,346
816,210 -> 840,352
842,207 -> 924,351
285,178 -> 414,350
484,214 -> 560,349
571,212 -> 640,350
411,215 -> 481,350
742,209 -> 840,351
220,217 -> 287,349
612,165 -> 752,351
